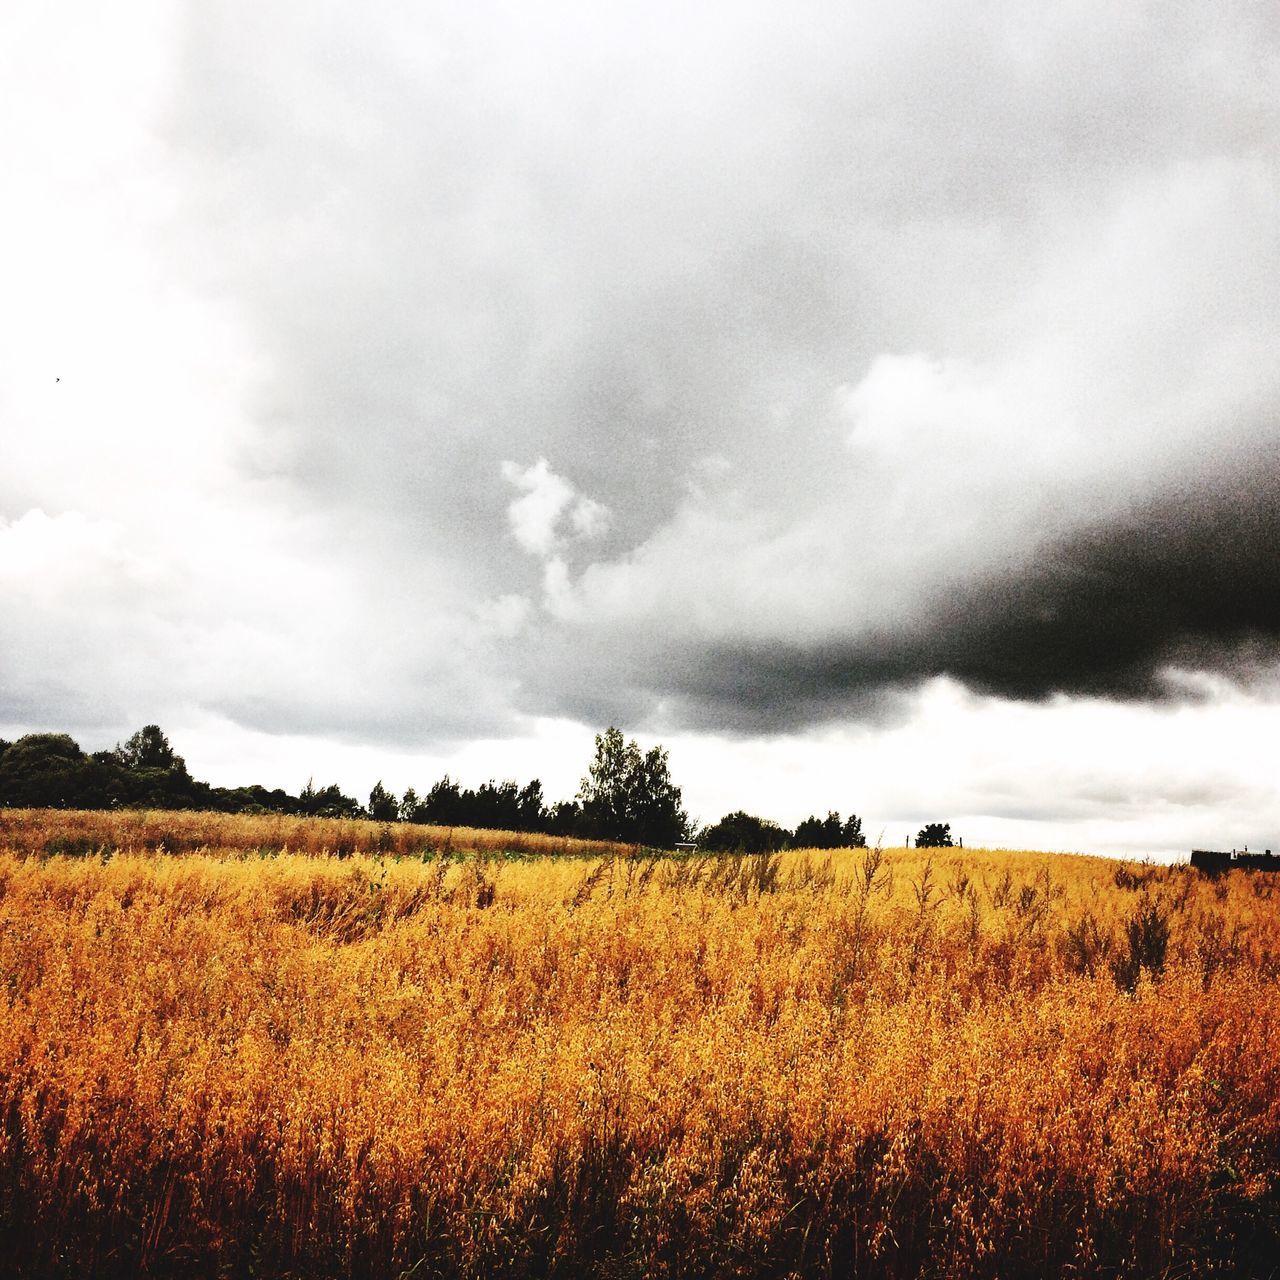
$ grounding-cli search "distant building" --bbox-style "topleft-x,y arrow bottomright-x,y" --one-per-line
1190,849 -> 1278,874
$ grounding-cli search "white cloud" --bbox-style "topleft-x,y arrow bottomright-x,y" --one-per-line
501,458 -> 574,556
501,457 -> 611,557
0,509 -> 152,598
569,494 -> 611,540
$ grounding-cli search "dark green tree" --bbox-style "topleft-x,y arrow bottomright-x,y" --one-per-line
368,781 -> 399,823
298,779 -> 361,819
546,799 -> 582,837
916,822 -> 954,848
577,727 -> 688,848
420,775 -> 463,826
578,728 -> 633,839
0,733 -> 87,807
399,786 -> 422,823
114,725 -> 183,772
699,811 -> 789,854
795,811 -> 841,849
517,779 -> 547,831
794,811 -> 867,849
103,726 -> 200,807
473,780 -> 521,829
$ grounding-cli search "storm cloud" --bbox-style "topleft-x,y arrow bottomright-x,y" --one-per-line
123,0 -> 1277,739
2,0 -> 1279,847
614,449 -> 1280,731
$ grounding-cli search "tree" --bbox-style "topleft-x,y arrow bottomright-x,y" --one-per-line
299,779 -> 361,819
114,725 -> 183,773
0,733 -> 87,807
794,810 -> 866,849
102,726 -> 202,808
699,811 -> 789,854
420,775 -> 463,826
546,799 -> 582,837
578,728 -> 633,840
577,727 -> 689,848
916,822 -> 953,848
473,779 -> 521,830
517,779 -> 548,831
795,811 -> 839,849
627,743 -> 689,848
368,781 -> 399,823
399,787 -> 422,823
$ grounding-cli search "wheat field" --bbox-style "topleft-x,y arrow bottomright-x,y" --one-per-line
1,810 -> 1278,1277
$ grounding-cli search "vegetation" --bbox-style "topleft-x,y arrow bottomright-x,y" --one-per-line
0,726 -> 876,854
0,807 -> 636,862
917,821 -> 955,848
398,775 -> 578,835
0,726 -> 359,817
699,809 -> 791,853
575,726 -> 689,846
0,726 -> 661,844
701,810 -> 867,853
794,809 -> 866,849
1,809 -> 1278,1278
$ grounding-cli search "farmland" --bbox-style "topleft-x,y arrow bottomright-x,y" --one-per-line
1,810 -> 1278,1277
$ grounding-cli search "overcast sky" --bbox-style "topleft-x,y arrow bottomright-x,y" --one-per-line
2,1 -> 1278,855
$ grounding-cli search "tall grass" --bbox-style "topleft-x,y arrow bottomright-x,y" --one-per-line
1,811 -> 1277,1277
0,806 -> 633,859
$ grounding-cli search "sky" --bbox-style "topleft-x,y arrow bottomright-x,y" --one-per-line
2,1 -> 1278,856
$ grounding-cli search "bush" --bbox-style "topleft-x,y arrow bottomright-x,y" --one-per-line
1111,896 -> 1171,990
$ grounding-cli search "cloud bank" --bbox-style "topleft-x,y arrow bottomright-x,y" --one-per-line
2,0 -> 1278,793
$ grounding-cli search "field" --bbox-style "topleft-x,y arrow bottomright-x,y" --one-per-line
1,811 -> 1279,1278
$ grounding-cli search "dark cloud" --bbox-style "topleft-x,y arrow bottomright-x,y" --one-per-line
927,462 -> 1280,702
506,447 -> 1280,733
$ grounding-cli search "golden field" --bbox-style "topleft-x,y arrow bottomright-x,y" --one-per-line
1,810 -> 1278,1278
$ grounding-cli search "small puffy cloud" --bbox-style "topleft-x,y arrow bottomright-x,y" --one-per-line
501,457 -> 611,558
569,494 -> 610,540
501,458 -> 573,556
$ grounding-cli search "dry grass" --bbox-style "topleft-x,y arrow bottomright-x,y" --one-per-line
0,806 -> 633,860
1,811 -> 1278,1278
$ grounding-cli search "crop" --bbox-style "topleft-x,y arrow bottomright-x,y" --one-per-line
1,810 -> 1278,1277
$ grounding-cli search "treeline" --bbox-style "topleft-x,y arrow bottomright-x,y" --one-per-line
0,728 -> 580,828
699,809 -> 866,852
375,777 -> 582,836
0,728 -> 349,818
0,724 -> 954,851
0,725 -> 686,846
